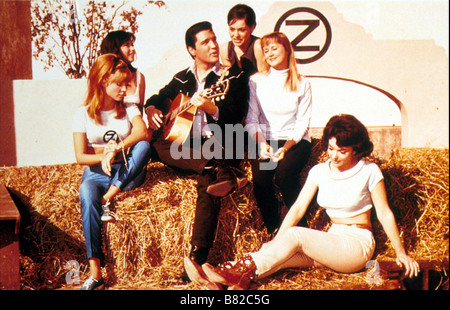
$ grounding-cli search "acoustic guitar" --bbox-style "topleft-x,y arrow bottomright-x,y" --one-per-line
162,79 -> 229,145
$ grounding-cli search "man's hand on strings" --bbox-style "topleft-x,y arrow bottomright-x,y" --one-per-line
191,92 -> 218,115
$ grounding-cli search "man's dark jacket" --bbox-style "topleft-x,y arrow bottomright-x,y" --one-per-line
144,64 -> 249,140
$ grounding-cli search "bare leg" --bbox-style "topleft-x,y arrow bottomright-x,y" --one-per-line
88,257 -> 102,280
101,185 -> 120,204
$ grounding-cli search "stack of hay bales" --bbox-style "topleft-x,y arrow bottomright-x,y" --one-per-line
0,142 -> 447,290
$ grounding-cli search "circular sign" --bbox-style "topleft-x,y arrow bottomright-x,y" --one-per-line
275,7 -> 332,64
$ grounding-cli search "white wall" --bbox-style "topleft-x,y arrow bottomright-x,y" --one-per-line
11,76 -> 402,166
9,0 -> 449,166
13,79 -> 86,166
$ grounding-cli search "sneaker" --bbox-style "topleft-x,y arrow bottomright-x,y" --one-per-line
101,200 -> 117,222
79,276 -> 105,290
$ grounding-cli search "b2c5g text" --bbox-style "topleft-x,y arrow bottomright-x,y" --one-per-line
224,294 -> 270,305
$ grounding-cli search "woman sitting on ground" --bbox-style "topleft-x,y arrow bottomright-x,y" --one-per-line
184,114 -> 420,290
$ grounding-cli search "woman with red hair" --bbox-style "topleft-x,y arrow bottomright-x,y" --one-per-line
73,54 -> 150,290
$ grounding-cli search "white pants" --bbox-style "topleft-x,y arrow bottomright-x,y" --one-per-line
250,224 -> 375,278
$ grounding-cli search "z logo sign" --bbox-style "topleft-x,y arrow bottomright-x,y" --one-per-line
275,7 -> 332,64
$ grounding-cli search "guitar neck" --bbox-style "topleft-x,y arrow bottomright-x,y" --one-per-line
168,98 -> 193,121
166,79 -> 229,121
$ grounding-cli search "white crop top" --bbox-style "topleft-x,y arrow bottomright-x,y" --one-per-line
72,103 -> 141,148
308,159 -> 384,218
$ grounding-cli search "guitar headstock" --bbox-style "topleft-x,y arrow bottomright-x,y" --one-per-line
203,79 -> 229,100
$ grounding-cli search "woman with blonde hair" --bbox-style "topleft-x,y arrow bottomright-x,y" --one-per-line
73,54 -> 150,290
245,31 -> 312,233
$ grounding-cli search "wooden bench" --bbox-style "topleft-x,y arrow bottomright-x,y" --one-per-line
0,184 -> 21,290
379,260 -> 449,290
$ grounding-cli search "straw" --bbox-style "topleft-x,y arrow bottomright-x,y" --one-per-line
0,142 -> 447,290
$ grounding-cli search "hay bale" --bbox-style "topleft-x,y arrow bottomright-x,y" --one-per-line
376,148 -> 449,262
0,144 -> 447,290
0,164 -> 86,289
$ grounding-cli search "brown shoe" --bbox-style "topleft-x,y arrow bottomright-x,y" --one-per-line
202,255 -> 256,290
206,165 -> 248,197
183,257 -> 222,290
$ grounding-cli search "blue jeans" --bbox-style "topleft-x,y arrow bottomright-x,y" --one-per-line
79,140 -> 151,259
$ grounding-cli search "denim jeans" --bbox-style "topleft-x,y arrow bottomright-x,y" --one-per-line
79,140 -> 151,259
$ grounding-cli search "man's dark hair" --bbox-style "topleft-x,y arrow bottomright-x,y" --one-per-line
185,21 -> 213,51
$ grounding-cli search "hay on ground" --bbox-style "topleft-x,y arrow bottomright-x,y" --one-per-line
0,143 -> 448,290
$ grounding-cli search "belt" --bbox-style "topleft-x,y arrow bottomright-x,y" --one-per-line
332,222 -> 372,231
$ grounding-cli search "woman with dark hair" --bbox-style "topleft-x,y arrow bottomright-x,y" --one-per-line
220,4 -> 267,76
101,30 -> 146,114
322,113 -> 374,158
184,114 -> 420,290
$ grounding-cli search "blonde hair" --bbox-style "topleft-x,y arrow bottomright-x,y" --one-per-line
84,53 -> 132,124
260,32 -> 301,92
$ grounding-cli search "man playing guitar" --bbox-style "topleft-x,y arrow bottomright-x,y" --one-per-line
144,21 -> 249,279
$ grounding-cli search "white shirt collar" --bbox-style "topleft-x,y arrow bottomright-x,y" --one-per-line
188,61 -> 221,85
326,159 -> 366,180
269,67 -> 289,75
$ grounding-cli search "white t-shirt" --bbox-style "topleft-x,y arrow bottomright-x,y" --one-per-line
308,159 -> 384,218
245,68 -> 312,143
72,103 -> 141,148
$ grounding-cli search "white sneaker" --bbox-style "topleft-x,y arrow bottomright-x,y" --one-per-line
101,200 -> 116,222
79,276 -> 105,290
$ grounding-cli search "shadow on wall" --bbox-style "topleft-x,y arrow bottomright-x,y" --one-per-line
308,76 -> 403,158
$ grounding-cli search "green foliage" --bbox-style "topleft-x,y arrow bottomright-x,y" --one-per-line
31,0 -> 165,79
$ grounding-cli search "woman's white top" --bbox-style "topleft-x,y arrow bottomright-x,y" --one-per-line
72,103 -> 140,148
123,70 -> 141,105
308,159 -> 385,218
245,68 -> 312,143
